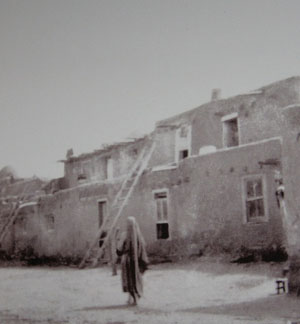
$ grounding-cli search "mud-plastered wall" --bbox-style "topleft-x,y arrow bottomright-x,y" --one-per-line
157,77 -> 300,161
63,139 -> 147,188
36,180 -> 123,258
121,138 -> 283,258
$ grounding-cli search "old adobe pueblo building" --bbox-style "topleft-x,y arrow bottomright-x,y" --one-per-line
1,76 -> 300,293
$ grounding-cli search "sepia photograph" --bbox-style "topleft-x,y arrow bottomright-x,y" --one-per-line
1,0 -> 300,323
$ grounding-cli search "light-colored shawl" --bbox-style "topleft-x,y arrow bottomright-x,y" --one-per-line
119,217 -> 148,297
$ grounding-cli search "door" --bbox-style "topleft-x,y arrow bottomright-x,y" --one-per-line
98,201 -> 107,247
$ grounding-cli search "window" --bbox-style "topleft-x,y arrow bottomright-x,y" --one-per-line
77,160 -> 91,182
77,174 -> 87,181
179,125 -> 189,138
157,223 -> 169,240
222,113 -> 239,148
179,149 -> 189,160
243,175 -> 267,223
104,157 -> 113,180
45,214 -> 55,231
98,200 -> 107,247
154,191 -> 169,239
98,200 -> 107,228
175,124 -> 191,162
107,158 -> 113,180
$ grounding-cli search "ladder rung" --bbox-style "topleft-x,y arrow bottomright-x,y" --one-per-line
112,203 -> 122,209
124,180 -> 134,187
113,204 -> 126,210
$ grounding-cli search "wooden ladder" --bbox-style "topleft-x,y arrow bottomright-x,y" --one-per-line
79,139 -> 156,268
0,201 -> 20,247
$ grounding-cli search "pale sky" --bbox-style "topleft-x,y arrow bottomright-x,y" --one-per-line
1,0 -> 300,179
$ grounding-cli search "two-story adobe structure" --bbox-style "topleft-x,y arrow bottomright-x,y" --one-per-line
9,76 -> 298,257
1,76 -> 300,292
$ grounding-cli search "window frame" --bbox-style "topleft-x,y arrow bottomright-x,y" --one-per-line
153,189 -> 170,240
97,199 -> 108,228
242,174 -> 268,224
104,157 -> 114,181
45,213 -> 55,232
222,113 -> 240,148
175,124 -> 192,163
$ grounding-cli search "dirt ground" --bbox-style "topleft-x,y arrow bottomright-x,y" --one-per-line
0,258 -> 300,324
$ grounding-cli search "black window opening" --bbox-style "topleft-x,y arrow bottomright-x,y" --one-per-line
156,223 -> 169,239
178,149 -> 189,161
154,191 -> 169,239
77,173 -> 87,181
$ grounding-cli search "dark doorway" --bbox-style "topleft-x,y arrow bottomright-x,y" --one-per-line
98,201 -> 107,247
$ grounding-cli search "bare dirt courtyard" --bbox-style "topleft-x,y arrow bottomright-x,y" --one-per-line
0,258 -> 300,324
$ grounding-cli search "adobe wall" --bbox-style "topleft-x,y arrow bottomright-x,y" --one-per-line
0,177 -> 45,198
30,177 -> 130,259
120,138 -> 284,258
281,105 -> 300,294
10,138 -> 283,263
10,78 -> 299,261
13,204 -> 40,257
149,127 -> 176,167
64,138 -> 147,188
153,77 -> 300,166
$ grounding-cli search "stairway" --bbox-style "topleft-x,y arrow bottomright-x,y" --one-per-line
79,139 -> 156,268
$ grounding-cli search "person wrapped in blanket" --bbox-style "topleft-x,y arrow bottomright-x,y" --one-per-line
116,217 -> 149,305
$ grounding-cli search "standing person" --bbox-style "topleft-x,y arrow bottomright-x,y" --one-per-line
116,217 -> 149,305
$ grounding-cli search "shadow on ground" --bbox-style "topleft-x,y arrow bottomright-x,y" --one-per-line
76,304 -> 167,315
181,294 -> 300,320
